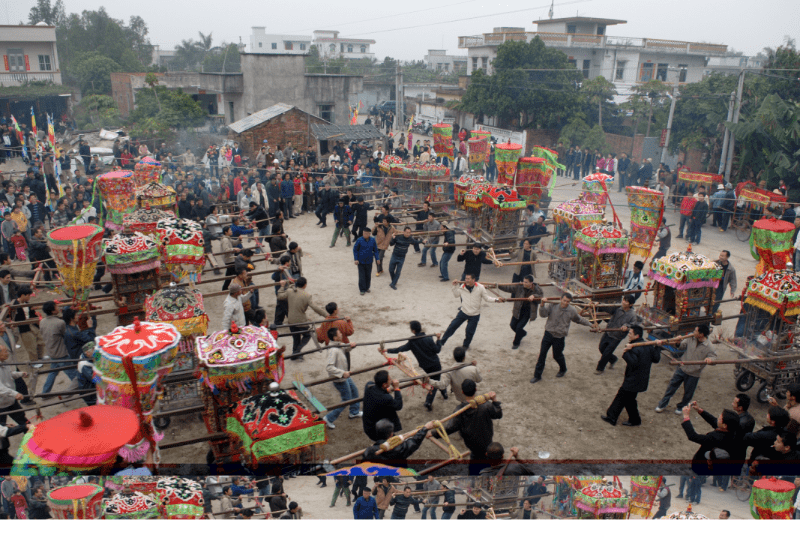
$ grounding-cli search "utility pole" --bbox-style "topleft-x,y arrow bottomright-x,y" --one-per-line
660,74 -> 679,165
395,63 -> 404,133
718,91 -> 735,174
724,69 -> 745,183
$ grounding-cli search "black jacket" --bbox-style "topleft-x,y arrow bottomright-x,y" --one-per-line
385,333 -> 441,373
389,235 -> 420,258
681,410 -> 745,475
620,343 -> 661,392
27,497 -> 51,519
389,494 -> 421,517
319,189 -> 337,210
362,426 -> 427,464
743,425 -> 782,462
691,200 -> 709,223
442,489 -> 457,513
457,509 -> 487,519
457,250 -> 493,279
442,230 -> 456,254
246,205 -> 270,230
352,202 -> 372,226
28,238 -> 50,262
738,411 -> 756,437
362,382 -> 403,441
437,399 -> 503,458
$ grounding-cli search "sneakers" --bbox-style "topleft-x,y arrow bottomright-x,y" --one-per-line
389,284 -> 397,290
555,370 -> 567,378
594,370 -> 604,375
360,291 -> 365,296
512,344 -> 520,350
376,271 -> 383,277
323,416 -> 336,429
674,408 -> 683,415
348,411 -> 363,419
654,405 -> 665,413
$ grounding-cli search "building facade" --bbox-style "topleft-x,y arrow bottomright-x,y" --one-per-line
704,54 -> 766,76
249,27 -> 311,55
0,24 -> 61,86
458,17 -> 728,99
313,31 -> 375,60
110,72 -> 227,118
423,49 -> 468,72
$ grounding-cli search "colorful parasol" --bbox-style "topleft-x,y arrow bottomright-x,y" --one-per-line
678,170 -> 723,187
575,224 -> 629,254
123,207 -> 176,238
432,123 -> 454,162
744,269 -> 800,317
136,182 -> 176,211
750,477 -> 796,519
102,232 -> 161,275
97,170 -> 136,231
573,482 -> 629,517
94,320 -> 181,461
326,462 -> 418,477
530,146 -> 564,176
145,285 -> 209,337
156,217 -> 205,283
133,156 -> 162,188
750,217 -> 795,275
195,324 -> 282,392
628,476 -> 663,518
103,492 -> 161,519
480,185 -> 527,211
494,143 -> 522,186
11,406 -> 140,476
649,250 -> 723,290
225,389 -> 327,465
516,157 -> 551,201
582,172 -> 615,208
47,484 -> 105,519
626,186 -> 665,258
47,224 -> 105,307
155,477 -> 204,519
467,130 -> 491,171
552,199 -> 604,229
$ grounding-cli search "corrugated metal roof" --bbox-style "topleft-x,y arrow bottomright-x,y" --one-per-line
310,123 -> 384,141
228,103 -> 326,133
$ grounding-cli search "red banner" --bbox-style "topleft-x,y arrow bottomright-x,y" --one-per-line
659,129 -> 668,147
678,170 -> 723,185
2,56 -> 8,71
24,55 -> 30,71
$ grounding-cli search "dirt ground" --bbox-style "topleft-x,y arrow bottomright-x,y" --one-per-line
2,157 -> 771,478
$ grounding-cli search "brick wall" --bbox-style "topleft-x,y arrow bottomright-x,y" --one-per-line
525,129 -> 560,151
229,108 -> 328,159
681,148 -> 705,172
110,73 -> 134,118
605,133 -> 645,161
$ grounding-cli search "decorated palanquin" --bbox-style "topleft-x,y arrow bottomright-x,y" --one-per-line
124,207 -> 176,239
47,484 -> 105,519
97,170 -> 136,231
628,476 -> 663,518
572,224 -> 628,292
582,173 -> 614,209
750,217 -> 795,275
494,143 -> 522,186
432,123 -> 454,162
195,324 -> 284,464
47,224 -> 105,309
103,492 -> 161,519
454,176 -> 487,208
478,185 -> 526,241
464,474 -> 526,514
93,321 -> 181,462
665,507 -> 708,519
736,181 -> 787,209
573,481 -> 629,519
155,477 -> 204,519
145,285 -> 208,419
626,186 -> 665,258
467,130 -> 491,171
136,182 -> 177,211
103,232 -> 162,326
379,154 -> 402,175
105,476 -> 160,496
548,199 -> 604,284
156,217 -> 205,283
133,156 -> 162,188
516,157 -> 552,202
750,477 -> 796,519
678,170 -> 723,188
644,250 -> 723,333
453,182 -> 490,236
226,389 -> 326,468
530,145 -> 564,178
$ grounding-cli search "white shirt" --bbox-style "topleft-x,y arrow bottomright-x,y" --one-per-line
451,282 -> 498,317
328,154 -> 340,166
222,293 -> 250,330
623,269 -> 645,292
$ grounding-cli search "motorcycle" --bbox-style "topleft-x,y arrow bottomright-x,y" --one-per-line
412,120 -> 432,136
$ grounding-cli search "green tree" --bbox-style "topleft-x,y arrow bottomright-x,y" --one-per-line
145,73 -> 162,113
68,52 -> 121,95
74,95 -> 120,129
762,38 -> 800,103
728,94 -> 800,187
130,86 -> 207,129
558,117 -> 590,146
27,0 -> 66,25
582,125 -> 611,155
459,38 -> 582,129
580,76 -> 617,130
631,80 -> 670,138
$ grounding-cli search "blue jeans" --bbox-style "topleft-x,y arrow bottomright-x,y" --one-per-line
711,288 -> 724,315
687,220 -> 702,244
678,475 -> 689,496
440,511 -> 453,520
657,368 -> 700,411
327,378 -> 360,422
388,254 -> 406,287
421,505 -> 437,519
440,311 -> 481,348
41,356 -> 79,394
421,246 -> 437,265
687,477 -> 702,503
439,251 -> 453,280
679,214 -> 690,237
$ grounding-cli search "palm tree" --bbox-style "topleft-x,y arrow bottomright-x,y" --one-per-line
145,72 -> 162,113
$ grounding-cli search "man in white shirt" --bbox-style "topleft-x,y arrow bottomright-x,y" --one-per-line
453,154 -> 467,178
222,283 -> 251,330
623,261 -> 646,302
237,185 -> 254,212
438,274 -> 505,349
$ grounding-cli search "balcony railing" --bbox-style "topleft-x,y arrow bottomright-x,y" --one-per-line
0,72 -> 56,85
458,32 -> 727,56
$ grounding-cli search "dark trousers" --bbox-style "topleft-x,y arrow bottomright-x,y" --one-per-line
275,299 -> 288,325
657,368 -> 700,410
440,311 -> 480,348
352,223 -> 365,239
509,308 -> 531,346
376,249 -> 387,273
281,198 -> 292,219
0,400 -> 27,427
573,164 -> 581,180
720,211 -> 731,231
596,333 -> 623,371
606,387 -> 641,425
357,262 -> 372,292
534,331 -> 566,379
679,214 -> 690,237
316,205 -> 330,225
388,254 -> 406,286
222,265 -> 236,291
289,325 -> 311,355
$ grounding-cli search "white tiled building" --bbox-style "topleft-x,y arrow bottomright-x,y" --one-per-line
312,31 -> 375,60
458,17 -> 728,99
249,27 -> 312,55
423,49 -> 468,72
0,23 -> 61,86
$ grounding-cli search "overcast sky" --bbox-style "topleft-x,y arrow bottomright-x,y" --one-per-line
7,0 -> 798,61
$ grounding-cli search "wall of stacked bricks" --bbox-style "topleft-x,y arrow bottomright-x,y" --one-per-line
229,108 -> 329,159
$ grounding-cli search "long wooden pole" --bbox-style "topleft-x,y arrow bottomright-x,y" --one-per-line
627,333 -> 694,348
498,257 -> 576,266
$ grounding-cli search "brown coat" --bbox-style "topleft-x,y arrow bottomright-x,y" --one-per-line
374,224 -> 393,250
277,285 -> 326,324
497,283 -> 543,321
374,484 -> 393,511
512,247 -> 538,278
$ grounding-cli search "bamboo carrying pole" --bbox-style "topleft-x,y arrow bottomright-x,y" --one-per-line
627,333 -> 695,348
497,257 -> 576,267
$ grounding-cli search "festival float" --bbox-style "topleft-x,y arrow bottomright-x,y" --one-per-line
749,217 -> 795,275
573,480 -> 630,519
581,173 -> 614,209
123,207 -> 176,240
155,217 -> 205,284
102,491 -> 161,519
474,185 -> 527,243
516,156 -> 554,203
750,477 -> 797,519
494,143 -> 522,186
564,223 -> 629,306
47,483 -> 105,519
432,123 -> 454,163
155,477 -> 205,519
544,199 -> 604,284
731,182 -> 787,241
96,170 -> 137,231
102,231 -> 162,326
136,182 -> 177,212
46,223 -> 105,310
467,130 -> 491,172
133,156 -> 162,188
626,186 -> 666,258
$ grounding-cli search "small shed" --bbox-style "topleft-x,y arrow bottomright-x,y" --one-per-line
227,103 -> 330,160
310,123 -> 387,158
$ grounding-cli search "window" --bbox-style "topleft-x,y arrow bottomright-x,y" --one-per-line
285,42 -> 293,51
678,64 -> 688,83
582,59 -> 591,78
319,104 -> 334,123
347,45 -> 353,53
615,60 -> 626,80
6,49 -> 24,72
596,25 -> 606,35
38,55 -> 51,71
341,44 -> 345,53
329,44 -> 335,53
567,24 -> 577,34
271,43 -> 277,49
656,63 -> 669,82
567,58 -> 577,69
444,64 -> 449,72
229,102 -> 235,123
300,43 -> 306,50
481,57 -> 488,70
360,45 -> 366,53
472,57 -> 478,71
639,62 -> 654,82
